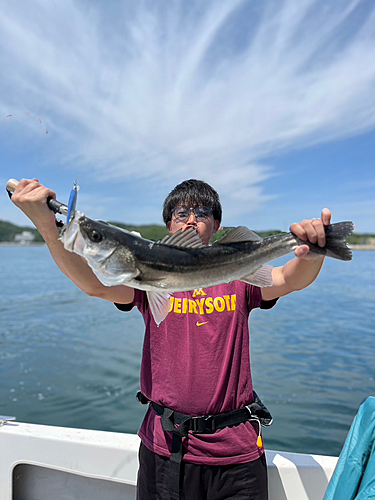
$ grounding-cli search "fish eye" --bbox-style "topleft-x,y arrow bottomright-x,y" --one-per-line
89,230 -> 103,243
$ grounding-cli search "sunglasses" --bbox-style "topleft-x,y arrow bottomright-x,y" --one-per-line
171,206 -> 213,222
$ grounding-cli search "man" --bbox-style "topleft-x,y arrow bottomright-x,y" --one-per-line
12,178 -> 331,500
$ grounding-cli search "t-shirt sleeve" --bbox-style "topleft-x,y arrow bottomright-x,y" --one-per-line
114,302 -> 134,312
260,297 -> 279,309
249,285 -> 278,310
114,289 -> 148,313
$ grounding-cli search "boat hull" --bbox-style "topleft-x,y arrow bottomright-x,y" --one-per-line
0,422 -> 338,500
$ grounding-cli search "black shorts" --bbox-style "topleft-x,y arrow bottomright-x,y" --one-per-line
137,442 -> 268,500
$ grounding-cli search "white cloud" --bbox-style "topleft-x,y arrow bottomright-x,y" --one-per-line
0,0 -> 375,221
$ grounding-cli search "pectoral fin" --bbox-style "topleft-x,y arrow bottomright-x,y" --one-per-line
147,291 -> 172,326
240,265 -> 273,287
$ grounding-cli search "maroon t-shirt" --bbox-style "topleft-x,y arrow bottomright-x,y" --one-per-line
118,281 -> 270,465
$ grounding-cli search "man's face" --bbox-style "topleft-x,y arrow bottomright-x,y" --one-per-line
167,204 -> 220,245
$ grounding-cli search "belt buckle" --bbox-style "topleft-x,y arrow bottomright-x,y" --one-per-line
245,405 -> 258,420
191,414 -> 213,433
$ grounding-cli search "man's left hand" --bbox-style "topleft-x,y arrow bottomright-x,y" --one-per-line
290,208 -> 332,260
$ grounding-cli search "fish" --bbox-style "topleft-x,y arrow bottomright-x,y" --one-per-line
60,212 -> 354,325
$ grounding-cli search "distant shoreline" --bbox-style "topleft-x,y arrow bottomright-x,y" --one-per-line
1,242 -> 375,251
349,245 -> 375,251
0,242 -> 46,247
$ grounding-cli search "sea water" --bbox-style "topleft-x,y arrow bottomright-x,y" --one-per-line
0,245 -> 374,456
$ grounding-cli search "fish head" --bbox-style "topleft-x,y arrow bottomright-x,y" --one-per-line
61,210 -> 84,252
60,213 -> 139,286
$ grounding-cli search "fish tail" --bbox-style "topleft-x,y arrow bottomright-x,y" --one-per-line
301,221 -> 355,261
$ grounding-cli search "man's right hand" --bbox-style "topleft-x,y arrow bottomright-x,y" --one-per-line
11,178 -> 59,242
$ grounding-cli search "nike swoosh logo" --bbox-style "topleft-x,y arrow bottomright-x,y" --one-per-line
196,321 -> 209,327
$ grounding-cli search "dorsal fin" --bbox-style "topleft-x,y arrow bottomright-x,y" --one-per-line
158,228 -> 205,248
214,226 -> 262,245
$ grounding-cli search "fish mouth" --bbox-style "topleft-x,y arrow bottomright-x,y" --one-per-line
61,214 -> 118,265
60,211 -> 85,252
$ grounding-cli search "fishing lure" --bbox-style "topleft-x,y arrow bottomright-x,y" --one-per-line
66,179 -> 80,227
6,178 -> 79,228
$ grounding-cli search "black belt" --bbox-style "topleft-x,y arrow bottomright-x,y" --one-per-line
137,391 -> 273,500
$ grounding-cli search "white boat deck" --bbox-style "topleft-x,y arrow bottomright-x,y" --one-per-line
0,421 -> 338,500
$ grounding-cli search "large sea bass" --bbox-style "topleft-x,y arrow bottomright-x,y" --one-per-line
61,212 -> 354,325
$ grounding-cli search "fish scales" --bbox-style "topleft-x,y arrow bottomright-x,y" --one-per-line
60,214 -> 354,324
100,232 -> 288,290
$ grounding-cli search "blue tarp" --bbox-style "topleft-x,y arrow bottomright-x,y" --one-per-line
324,396 -> 375,499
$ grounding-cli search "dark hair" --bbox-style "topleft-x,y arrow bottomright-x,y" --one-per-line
162,179 -> 222,225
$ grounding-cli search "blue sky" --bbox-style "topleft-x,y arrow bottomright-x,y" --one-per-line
1,0 -> 374,233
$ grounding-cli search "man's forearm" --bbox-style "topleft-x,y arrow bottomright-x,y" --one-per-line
10,178 -> 134,304
41,225 -> 134,303
39,223 -> 106,294
262,255 -> 325,301
46,237 -> 104,294
281,255 -> 325,292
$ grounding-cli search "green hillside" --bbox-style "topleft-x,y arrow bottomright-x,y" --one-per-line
0,220 -> 285,244
0,220 -> 44,242
109,222 -> 170,241
1,219 -> 373,245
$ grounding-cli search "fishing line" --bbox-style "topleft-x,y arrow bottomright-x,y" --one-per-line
1,111 -> 49,134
